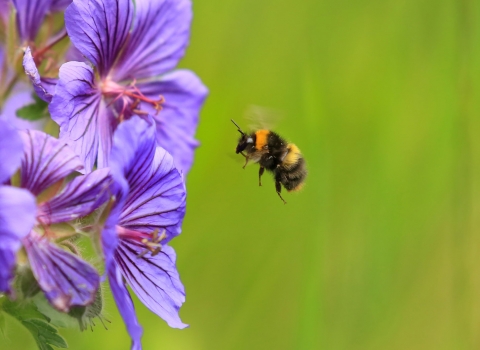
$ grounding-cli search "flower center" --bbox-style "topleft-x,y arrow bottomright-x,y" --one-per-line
101,79 -> 165,121
116,226 -> 166,258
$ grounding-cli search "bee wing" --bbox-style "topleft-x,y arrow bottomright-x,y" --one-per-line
243,105 -> 284,131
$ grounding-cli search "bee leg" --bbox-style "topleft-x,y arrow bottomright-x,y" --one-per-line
239,151 -> 247,158
275,181 -> 287,204
259,167 -> 265,186
242,156 -> 250,169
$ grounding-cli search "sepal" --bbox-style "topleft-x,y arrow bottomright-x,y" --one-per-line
16,267 -> 41,299
68,286 -> 109,331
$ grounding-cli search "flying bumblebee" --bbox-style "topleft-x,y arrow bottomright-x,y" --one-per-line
231,119 -> 307,204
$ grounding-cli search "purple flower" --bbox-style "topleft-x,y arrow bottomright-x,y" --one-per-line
0,120 -> 110,312
102,116 -> 187,348
0,119 -> 36,294
50,0 -> 208,174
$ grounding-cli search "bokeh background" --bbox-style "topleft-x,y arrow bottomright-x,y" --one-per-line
2,0 -> 480,349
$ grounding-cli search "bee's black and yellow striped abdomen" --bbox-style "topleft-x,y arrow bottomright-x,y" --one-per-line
276,143 -> 306,192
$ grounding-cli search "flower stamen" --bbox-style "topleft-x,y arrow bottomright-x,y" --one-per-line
122,90 -> 164,112
102,79 -> 165,118
116,227 -> 167,258
138,229 -> 166,258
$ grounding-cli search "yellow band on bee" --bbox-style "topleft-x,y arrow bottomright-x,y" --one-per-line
284,144 -> 301,166
255,130 -> 270,150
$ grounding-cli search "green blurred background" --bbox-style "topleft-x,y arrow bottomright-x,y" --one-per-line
3,0 -> 480,349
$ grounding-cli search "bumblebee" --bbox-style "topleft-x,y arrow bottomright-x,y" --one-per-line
231,119 -> 307,204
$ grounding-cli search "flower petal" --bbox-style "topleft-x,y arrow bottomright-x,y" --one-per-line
138,70 -> 208,175
0,186 -> 36,293
51,0 -> 72,11
120,146 -> 186,243
107,264 -> 143,349
65,0 -> 133,77
23,231 -> 100,312
50,61 -> 114,173
101,156 -> 128,270
0,1 -> 9,23
0,119 -> 24,184
19,129 -> 83,196
38,168 -> 111,224
109,115 -> 156,190
116,241 -> 187,328
65,44 -> 87,62
12,0 -> 52,42
23,47 -> 56,103
101,167 -> 127,275
113,0 -> 192,80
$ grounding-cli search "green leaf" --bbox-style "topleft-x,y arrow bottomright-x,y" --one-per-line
2,299 -> 69,349
33,294 -> 77,329
16,94 -> 49,121
2,299 -> 48,322
21,319 -> 67,350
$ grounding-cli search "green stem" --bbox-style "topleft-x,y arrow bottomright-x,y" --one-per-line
0,74 -> 19,108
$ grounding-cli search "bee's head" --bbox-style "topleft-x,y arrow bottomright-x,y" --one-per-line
235,134 -> 254,154
231,119 -> 254,154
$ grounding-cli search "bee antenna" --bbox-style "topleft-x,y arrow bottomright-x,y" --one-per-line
231,119 -> 245,136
